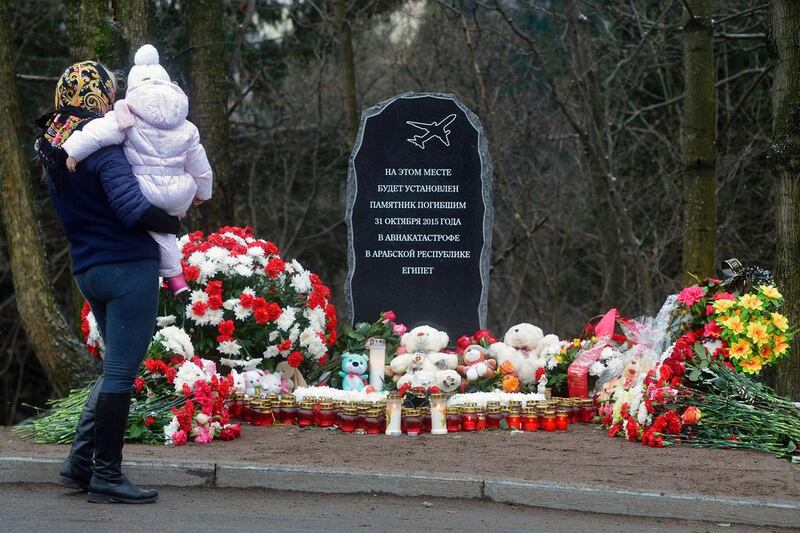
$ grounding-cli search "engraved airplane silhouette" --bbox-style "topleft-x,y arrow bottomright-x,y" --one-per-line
405,113 -> 457,149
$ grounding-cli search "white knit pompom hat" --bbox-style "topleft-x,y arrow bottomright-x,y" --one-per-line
126,44 -> 171,91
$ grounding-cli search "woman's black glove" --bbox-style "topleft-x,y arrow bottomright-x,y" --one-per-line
134,205 -> 181,234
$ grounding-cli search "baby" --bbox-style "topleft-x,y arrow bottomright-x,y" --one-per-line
63,44 -> 212,299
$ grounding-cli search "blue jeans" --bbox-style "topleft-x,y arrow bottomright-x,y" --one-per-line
76,259 -> 159,393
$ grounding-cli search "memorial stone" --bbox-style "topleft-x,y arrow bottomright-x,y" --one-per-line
345,92 -> 493,337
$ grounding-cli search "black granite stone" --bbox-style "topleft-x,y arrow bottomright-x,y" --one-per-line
345,92 -> 493,338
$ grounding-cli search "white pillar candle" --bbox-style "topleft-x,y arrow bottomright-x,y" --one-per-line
430,395 -> 447,435
368,338 -> 386,392
385,396 -> 402,436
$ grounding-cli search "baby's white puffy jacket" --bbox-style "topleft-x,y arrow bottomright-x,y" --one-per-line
63,79 -> 213,216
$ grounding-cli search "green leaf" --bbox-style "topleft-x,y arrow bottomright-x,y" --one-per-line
688,369 -> 701,382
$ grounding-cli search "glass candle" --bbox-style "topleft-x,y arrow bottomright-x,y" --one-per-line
297,401 -> 315,427
317,401 -> 336,427
476,411 -> 487,431
279,399 -> 297,425
421,407 -> 431,433
385,396 -> 403,436
581,399 -> 595,423
461,406 -> 478,431
339,407 -> 358,433
522,407 -> 538,431
486,406 -> 503,430
356,404 -> 371,435
508,400 -> 522,412
365,408 -> 384,435
429,394 -> 447,435
507,407 -> 522,430
543,410 -> 557,432
568,400 -> 580,424
445,407 -> 461,432
250,399 -> 273,426
403,408 -> 422,436
556,409 -> 570,431
536,405 -> 546,427
241,395 -> 253,423
367,338 -> 386,392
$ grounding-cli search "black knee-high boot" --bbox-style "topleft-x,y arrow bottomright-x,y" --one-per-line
58,377 -> 104,490
87,391 -> 158,504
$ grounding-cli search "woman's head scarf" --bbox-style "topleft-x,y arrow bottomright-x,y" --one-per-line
35,61 -> 116,183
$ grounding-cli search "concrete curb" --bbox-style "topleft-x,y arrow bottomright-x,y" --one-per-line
2,455 -> 798,528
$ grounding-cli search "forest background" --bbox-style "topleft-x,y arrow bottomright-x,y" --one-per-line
1,0 -> 799,424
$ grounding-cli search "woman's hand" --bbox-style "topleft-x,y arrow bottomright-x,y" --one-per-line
66,156 -> 78,173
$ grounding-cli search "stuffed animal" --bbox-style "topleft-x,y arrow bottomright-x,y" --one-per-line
275,360 -> 308,392
457,344 -> 497,382
339,352 -> 369,391
260,372 -> 285,396
230,369 -> 246,395
389,325 -> 461,392
488,323 -> 557,384
243,369 -> 265,396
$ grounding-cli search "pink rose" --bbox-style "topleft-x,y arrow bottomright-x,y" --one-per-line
392,323 -> 408,336
171,429 -> 188,447
194,426 -> 213,444
382,310 -> 396,323
677,285 -> 705,307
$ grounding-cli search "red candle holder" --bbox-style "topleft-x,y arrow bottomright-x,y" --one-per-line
278,399 -> 297,425
339,407 -> 358,433
317,401 -> 336,427
556,410 -> 570,431
543,411 -> 557,432
486,407 -> 503,430
446,408 -> 462,432
581,399 -> 596,423
522,408 -> 538,431
365,408 -> 383,435
421,408 -> 431,433
297,402 -> 315,427
507,408 -> 522,430
461,406 -> 478,431
403,408 -> 422,436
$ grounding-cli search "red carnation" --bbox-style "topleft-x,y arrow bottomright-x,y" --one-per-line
456,336 -> 471,349
218,320 -> 235,338
206,280 -> 223,297
266,302 -> 282,322
266,258 -> 286,279
287,351 -> 304,368
171,430 -> 188,446
191,301 -> 208,317
207,295 -> 223,310
143,416 -> 156,427
183,265 -> 200,282
133,377 -> 146,394
239,292 -> 254,308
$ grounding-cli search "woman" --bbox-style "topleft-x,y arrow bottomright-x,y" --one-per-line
36,61 -> 179,504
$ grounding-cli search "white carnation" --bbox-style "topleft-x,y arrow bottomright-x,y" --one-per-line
263,346 -> 280,359
206,246 -> 228,262
173,361 -> 206,393
234,265 -> 254,277
289,325 -> 300,343
277,307 -> 297,331
156,315 -> 177,328
218,339 -> 242,356
187,251 -> 205,266
291,270 -> 312,294
153,326 -> 194,357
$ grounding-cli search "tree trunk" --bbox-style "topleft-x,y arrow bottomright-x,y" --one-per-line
681,0 -> 717,284
63,0 -> 125,69
187,0 -> 235,231
0,0 -> 97,395
115,0 -> 151,58
768,0 -> 800,400
334,0 -> 359,144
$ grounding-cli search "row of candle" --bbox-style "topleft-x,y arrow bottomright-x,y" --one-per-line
228,393 -> 596,436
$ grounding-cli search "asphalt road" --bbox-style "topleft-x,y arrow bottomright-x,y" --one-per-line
0,484 -> 786,533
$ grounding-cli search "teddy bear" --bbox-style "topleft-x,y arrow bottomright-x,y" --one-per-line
275,360 -> 307,392
242,369 -> 265,396
230,369 -> 246,395
260,371 -> 285,396
488,323 -> 558,385
339,352 -> 369,391
388,325 -> 461,392
457,344 -> 497,382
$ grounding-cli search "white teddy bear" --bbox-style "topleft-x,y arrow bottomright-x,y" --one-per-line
242,369 -> 264,396
260,372 -> 284,396
489,323 -> 559,384
389,325 -> 462,392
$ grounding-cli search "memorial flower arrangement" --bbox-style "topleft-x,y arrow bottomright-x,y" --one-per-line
596,277 -> 799,458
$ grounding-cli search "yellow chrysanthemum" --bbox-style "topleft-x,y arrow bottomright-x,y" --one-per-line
739,357 -> 763,375
771,312 -> 789,332
746,321 -> 769,346
774,336 -> 789,357
759,285 -> 782,300
738,294 -> 763,311
713,299 -> 735,314
723,315 -> 745,335
729,339 -> 752,359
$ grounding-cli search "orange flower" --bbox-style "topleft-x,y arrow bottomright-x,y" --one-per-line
746,321 -> 769,346
738,294 -> 763,311
681,406 -> 702,425
774,336 -> 789,357
739,357 -> 763,374
729,339 -> 752,359
713,299 -> 735,314
503,375 -> 520,393
723,316 -> 745,335
758,285 -> 782,300
759,344 -> 774,362
771,312 -> 789,332
499,360 -> 517,375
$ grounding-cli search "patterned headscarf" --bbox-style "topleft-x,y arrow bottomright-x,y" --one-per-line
35,61 -> 116,184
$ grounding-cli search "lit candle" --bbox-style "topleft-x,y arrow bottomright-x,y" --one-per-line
385,395 -> 402,436
430,393 -> 448,435
368,338 -> 386,392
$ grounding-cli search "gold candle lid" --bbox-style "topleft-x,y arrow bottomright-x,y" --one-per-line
522,406 -> 538,415
319,400 -> 334,409
446,406 -> 461,414
341,406 -> 358,415
366,408 -> 384,417
404,408 -> 421,416
487,406 -> 502,414
299,400 -> 315,409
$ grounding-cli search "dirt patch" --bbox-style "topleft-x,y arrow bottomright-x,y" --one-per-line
2,425 -> 798,501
